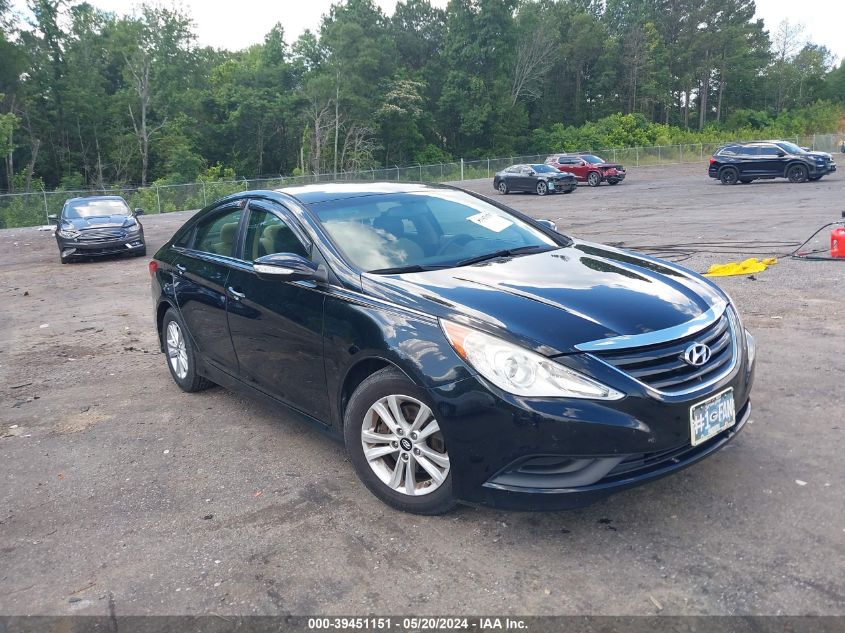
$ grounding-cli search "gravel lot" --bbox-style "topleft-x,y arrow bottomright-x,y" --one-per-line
1,162 -> 843,616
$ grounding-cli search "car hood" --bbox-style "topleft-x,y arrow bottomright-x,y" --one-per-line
597,163 -> 624,170
805,151 -> 832,160
546,171 -> 576,179
62,215 -> 135,230
362,241 -> 726,355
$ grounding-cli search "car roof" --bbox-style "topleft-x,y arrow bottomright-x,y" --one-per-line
275,181 -> 451,205
65,195 -> 128,203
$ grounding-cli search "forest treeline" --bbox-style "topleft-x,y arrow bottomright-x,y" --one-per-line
1,0 -> 844,193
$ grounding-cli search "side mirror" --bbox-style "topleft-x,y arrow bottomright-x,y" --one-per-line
47,214 -> 58,224
536,219 -> 558,232
134,208 -> 145,216
528,170 -> 536,176
777,151 -> 785,157
253,253 -> 326,283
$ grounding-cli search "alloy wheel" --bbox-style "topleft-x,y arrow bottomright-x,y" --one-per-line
498,181 -> 508,194
588,172 -> 601,186
787,165 -> 808,183
361,394 -> 449,496
536,181 -> 547,196
166,321 -> 189,380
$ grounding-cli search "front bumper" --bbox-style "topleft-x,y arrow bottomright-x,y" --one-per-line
428,345 -> 754,511
57,234 -> 145,258
604,171 -> 626,183
550,179 -> 577,193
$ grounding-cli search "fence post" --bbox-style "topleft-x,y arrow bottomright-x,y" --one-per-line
487,158 -> 490,178
396,166 -> 400,181
155,185 -> 161,214
679,144 -> 683,164
420,164 -> 423,182
636,146 -> 639,167
460,158 -> 464,181
700,144 -> 703,161
202,180 -> 207,207
41,187 -> 48,223
658,145 -> 661,163
813,133 -> 817,150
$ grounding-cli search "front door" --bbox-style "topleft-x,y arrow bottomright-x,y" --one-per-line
226,199 -> 329,422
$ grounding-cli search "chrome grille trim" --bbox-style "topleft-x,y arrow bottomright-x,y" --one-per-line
574,299 -> 727,352
589,306 -> 740,397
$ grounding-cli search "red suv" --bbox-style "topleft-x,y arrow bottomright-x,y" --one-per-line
545,153 -> 626,186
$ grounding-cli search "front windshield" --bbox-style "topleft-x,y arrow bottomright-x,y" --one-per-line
311,190 -> 560,273
531,164 -> 558,173
63,199 -> 131,219
776,141 -> 805,154
582,155 -> 605,164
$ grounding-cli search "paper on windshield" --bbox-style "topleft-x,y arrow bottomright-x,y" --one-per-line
467,212 -> 513,233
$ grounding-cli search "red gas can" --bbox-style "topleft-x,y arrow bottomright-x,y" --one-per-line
832,227 -> 845,258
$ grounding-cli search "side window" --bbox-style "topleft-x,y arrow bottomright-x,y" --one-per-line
194,207 -> 243,257
243,208 -> 308,261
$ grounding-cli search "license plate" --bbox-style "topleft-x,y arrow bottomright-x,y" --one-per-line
690,388 -> 736,446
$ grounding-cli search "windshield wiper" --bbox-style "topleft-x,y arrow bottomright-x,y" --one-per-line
368,264 -> 449,274
454,245 -> 554,267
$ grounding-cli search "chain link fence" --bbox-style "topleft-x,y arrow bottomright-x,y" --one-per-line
2,133 -> 842,229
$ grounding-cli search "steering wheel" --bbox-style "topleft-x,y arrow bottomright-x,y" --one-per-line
436,233 -> 475,256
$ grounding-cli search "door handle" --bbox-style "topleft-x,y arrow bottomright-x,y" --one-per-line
175,263 -> 187,275
227,286 -> 246,301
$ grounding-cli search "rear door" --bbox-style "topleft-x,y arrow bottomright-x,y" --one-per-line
225,199 -> 329,421
173,202 -> 245,372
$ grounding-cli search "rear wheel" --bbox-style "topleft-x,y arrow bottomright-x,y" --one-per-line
587,172 -> 601,187
536,181 -> 548,196
344,367 -> 455,515
786,164 -> 808,183
162,308 -> 213,392
497,180 -> 508,194
719,167 -> 739,185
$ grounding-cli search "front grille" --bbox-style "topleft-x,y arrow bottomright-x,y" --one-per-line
593,311 -> 735,393
77,228 -> 126,242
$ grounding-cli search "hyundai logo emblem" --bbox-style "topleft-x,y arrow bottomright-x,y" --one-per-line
683,343 -> 712,367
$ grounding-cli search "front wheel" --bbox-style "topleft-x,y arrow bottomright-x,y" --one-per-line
344,367 -> 455,515
497,180 -> 508,194
161,308 -> 213,392
787,164 -> 808,183
587,172 -> 601,187
536,181 -> 548,196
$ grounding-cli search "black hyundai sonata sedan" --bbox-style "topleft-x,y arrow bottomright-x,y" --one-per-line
150,183 -> 755,514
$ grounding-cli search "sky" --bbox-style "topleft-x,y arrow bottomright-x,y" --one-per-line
9,0 -> 845,63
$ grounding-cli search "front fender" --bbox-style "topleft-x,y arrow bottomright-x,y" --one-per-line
322,291 -> 472,427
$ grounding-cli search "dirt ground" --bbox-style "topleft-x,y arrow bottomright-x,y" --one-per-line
1,162 -> 843,616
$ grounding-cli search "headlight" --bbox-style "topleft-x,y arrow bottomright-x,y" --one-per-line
58,227 -> 79,239
125,222 -> 141,233
745,329 -> 755,366
440,320 -> 624,400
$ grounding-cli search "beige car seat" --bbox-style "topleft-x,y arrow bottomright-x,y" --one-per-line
212,222 -> 239,256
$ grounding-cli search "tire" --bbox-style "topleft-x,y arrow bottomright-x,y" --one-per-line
786,164 -> 808,183
161,308 -> 213,393
497,180 -> 508,194
344,367 -> 456,515
587,172 -> 601,187
739,178 -> 753,184
719,167 -> 739,185
536,181 -> 548,196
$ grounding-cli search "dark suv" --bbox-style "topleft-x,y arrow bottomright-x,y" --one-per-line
708,141 -> 834,185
